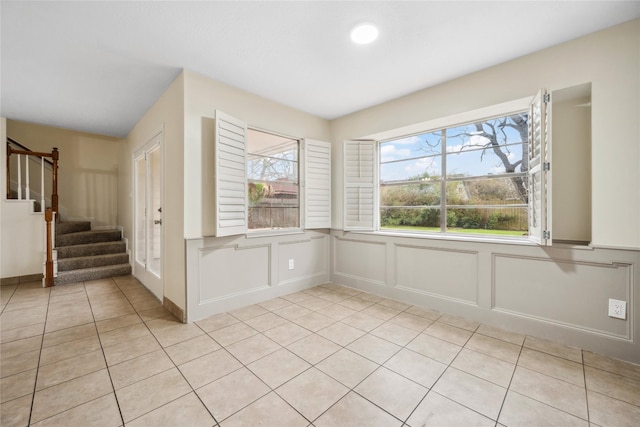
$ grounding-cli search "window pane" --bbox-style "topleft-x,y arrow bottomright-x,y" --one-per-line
445,177 -> 527,206
446,115 -> 527,153
380,156 -> 442,183
381,182 -> 441,207
247,129 -> 299,230
446,143 -> 525,177
377,111 -> 530,238
446,206 -> 527,235
381,132 -> 442,163
380,207 -> 441,230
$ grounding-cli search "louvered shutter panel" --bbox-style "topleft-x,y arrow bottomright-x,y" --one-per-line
343,140 -> 376,231
214,111 -> 247,236
527,90 -> 552,245
304,139 -> 331,229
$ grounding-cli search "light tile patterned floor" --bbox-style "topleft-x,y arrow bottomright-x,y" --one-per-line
1,276 -> 639,426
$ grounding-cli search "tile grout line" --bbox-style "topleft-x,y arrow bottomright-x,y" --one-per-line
581,350 -> 591,424
492,335 -> 525,425
26,283 -> 52,427
83,279 -> 127,427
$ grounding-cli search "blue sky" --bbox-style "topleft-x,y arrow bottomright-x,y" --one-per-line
380,122 -> 526,182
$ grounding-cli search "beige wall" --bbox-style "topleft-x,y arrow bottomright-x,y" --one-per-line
330,19 -> 640,250
7,120 -> 121,227
183,70 -> 331,238
182,70 -> 333,320
328,19 -> 640,364
119,73 -> 185,311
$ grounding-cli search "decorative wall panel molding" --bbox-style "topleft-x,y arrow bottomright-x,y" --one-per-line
492,253 -> 631,339
198,243 -> 271,303
333,235 -> 386,286
394,243 -> 479,305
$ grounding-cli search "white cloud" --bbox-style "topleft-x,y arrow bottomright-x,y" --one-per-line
380,144 -> 411,163
403,157 -> 439,177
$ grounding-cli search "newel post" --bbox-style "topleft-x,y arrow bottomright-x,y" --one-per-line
44,208 -> 54,287
51,147 -> 59,214
6,143 -> 11,199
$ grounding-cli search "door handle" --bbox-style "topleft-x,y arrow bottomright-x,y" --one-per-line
154,219 -> 162,225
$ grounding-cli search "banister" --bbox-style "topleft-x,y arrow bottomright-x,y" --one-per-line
6,138 -> 60,287
44,208 -> 54,287
51,147 -> 58,214
6,140 -> 59,214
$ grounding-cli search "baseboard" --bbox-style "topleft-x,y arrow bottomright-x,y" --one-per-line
164,296 -> 185,323
1,273 -> 43,285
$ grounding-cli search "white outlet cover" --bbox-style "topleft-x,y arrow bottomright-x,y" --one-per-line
608,299 -> 627,320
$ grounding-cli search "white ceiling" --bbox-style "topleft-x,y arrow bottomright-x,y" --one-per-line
1,1 -> 639,138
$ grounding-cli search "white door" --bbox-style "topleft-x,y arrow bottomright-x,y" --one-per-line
134,133 -> 163,300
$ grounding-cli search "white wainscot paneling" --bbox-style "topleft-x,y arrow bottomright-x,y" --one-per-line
278,236 -> 328,285
395,244 -> 478,305
198,243 -> 270,303
493,254 -> 631,339
334,236 -> 386,286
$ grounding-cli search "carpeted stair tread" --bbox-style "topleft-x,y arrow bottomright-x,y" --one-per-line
57,253 -> 130,271
54,264 -> 132,285
56,229 -> 122,247
56,221 -> 91,235
56,241 -> 126,259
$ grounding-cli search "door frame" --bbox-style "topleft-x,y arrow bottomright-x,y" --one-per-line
133,128 -> 164,301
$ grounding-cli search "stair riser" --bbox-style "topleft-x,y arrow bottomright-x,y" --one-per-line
57,253 -> 130,271
56,230 -> 121,247
54,264 -> 132,285
56,221 -> 91,235
57,242 -> 126,259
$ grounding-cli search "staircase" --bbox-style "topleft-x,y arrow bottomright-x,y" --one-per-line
55,221 -> 131,285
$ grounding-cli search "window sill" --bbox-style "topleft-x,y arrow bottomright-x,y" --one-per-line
246,228 -> 305,239
351,229 -> 537,246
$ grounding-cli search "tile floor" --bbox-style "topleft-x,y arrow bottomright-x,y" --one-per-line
1,276 -> 639,427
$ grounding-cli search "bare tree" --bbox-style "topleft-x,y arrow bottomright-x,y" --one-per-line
447,114 -> 529,203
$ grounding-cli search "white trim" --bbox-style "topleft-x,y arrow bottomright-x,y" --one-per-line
366,96 -> 533,142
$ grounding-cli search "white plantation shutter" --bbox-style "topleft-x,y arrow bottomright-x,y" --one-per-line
304,139 -> 332,229
527,90 -> 552,245
344,140 -> 377,231
214,111 -> 247,237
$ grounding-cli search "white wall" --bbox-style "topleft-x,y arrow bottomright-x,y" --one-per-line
328,20 -> 640,363
1,117 -> 44,279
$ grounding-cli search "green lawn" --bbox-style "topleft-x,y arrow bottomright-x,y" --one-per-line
381,225 -> 526,236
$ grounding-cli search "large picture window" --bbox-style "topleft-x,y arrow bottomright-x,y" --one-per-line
247,128 -> 300,230
380,113 -> 529,237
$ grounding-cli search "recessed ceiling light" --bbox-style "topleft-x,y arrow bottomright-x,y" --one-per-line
350,23 -> 379,45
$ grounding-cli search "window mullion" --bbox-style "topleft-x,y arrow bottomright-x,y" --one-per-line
441,129 -> 446,233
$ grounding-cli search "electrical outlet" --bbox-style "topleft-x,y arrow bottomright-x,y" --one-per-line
608,299 -> 626,320
288,259 -> 294,270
